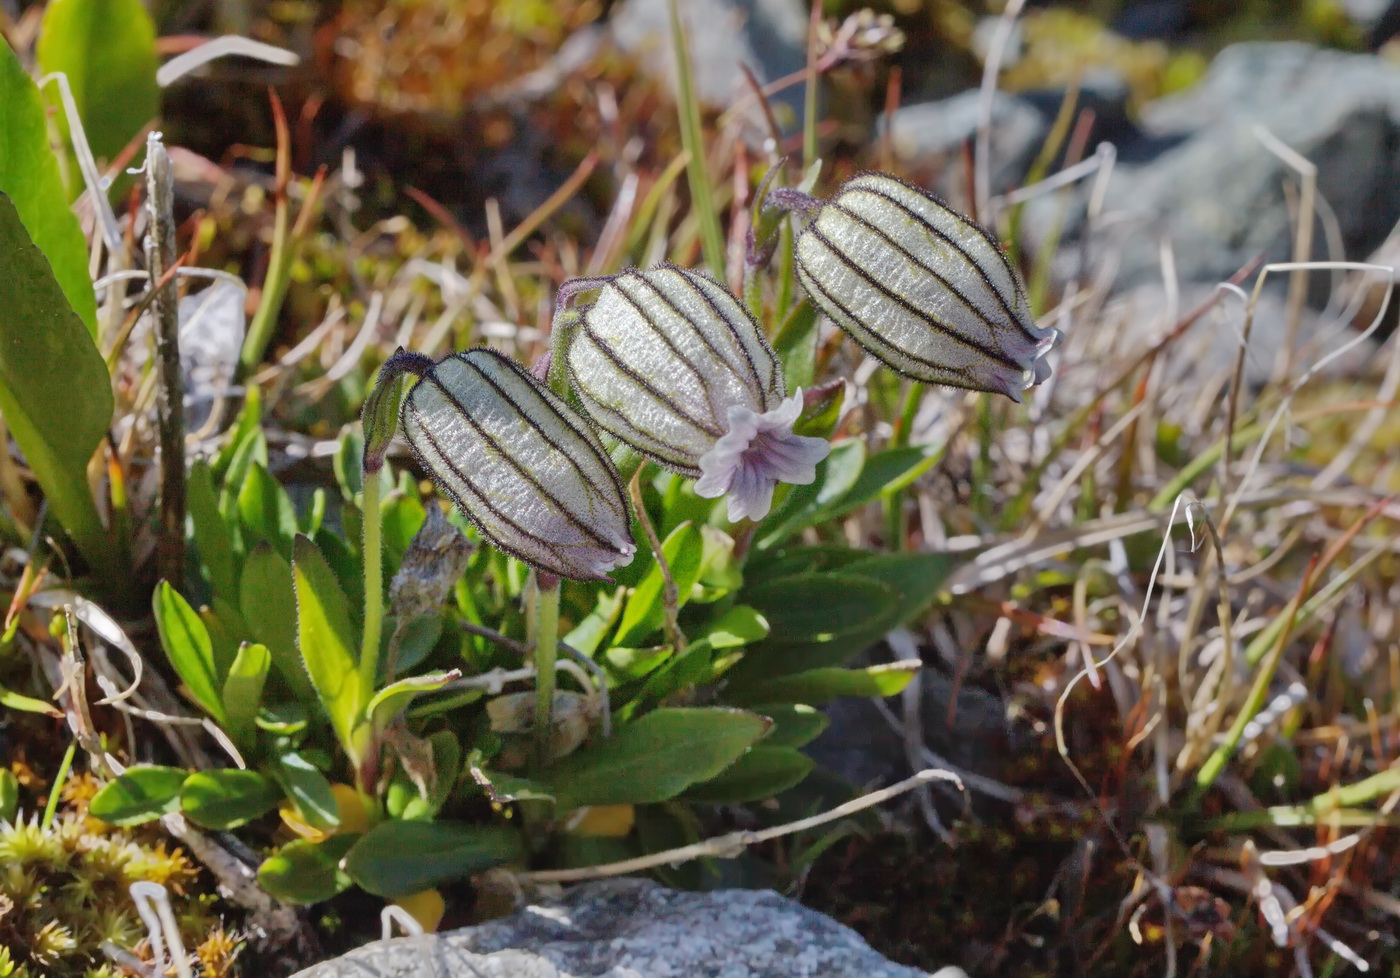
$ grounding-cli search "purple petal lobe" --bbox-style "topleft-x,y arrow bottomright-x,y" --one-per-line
695,390 -> 832,522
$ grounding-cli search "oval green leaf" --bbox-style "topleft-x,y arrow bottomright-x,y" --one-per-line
0,46 -> 97,333
153,581 -> 224,723
180,769 -> 281,829
344,820 -> 524,898
89,765 -> 187,826
545,707 -> 771,812
37,0 -> 159,167
258,835 -> 357,905
684,745 -> 814,803
293,534 -> 370,755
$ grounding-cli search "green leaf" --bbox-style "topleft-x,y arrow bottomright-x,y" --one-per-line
222,643 -> 270,752
365,671 -> 459,735
0,681 -> 63,718
344,820 -> 524,898
0,47 -> 97,333
213,385 -> 265,487
634,802 -> 705,889
730,661 -> 921,706
0,768 -> 19,823
728,572 -> 900,681
614,522 -> 704,647
272,752 -> 339,832
842,551 -> 953,626
258,835 -> 357,905
200,599 -> 243,683
684,746 -> 813,803
153,581 -> 224,722
180,769 -> 281,829
772,299 -> 820,390
821,445 -> 942,520
37,0 -> 158,167
188,460 -> 238,603
750,703 -> 829,748
293,535 -> 371,755
0,192 -> 110,568
238,463 -> 298,560
239,543 -> 313,701
89,765 -> 187,826
693,605 -> 769,650
545,707 -> 770,811
756,440 -> 865,548
563,587 -> 625,657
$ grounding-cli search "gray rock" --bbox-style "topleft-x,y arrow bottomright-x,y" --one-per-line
1027,43 -> 1400,302
881,90 -> 1048,206
611,0 -> 809,134
289,879 -> 933,977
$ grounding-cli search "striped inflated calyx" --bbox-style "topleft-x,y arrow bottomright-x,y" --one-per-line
401,349 -> 635,581
795,173 -> 1059,401
563,266 -> 830,523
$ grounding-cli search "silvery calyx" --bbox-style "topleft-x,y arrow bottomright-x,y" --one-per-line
557,265 -> 830,523
396,348 -> 636,581
794,173 -> 1059,401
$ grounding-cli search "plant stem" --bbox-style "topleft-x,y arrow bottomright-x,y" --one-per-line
532,574 -> 561,773
42,740 -> 76,831
359,471 -> 384,691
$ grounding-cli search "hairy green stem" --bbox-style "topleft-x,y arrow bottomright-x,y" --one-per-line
359,472 -> 384,691
532,576 -> 561,773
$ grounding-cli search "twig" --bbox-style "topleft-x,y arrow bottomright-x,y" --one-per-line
515,767 -> 962,883
145,133 -> 185,591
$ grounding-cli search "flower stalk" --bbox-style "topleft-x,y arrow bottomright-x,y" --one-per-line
531,572 -> 561,773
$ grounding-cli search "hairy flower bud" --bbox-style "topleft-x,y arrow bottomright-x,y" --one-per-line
363,347 -> 433,473
401,349 -> 635,581
562,265 -> 830,523
794,173 -> 1059,401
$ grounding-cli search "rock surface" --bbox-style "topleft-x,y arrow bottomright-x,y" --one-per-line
288,878 -> 934,977
1025,43 -> 1400,295
611,0 -> 809,132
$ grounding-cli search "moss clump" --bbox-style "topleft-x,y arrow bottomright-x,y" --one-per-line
0,774 -> 238,978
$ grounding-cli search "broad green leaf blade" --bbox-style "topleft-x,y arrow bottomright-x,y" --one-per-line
821,445 -> 942,521
153,581 -> 224,723
238,462 -> 298,560
180,769 -> 281,829
37,0 -> 158,168
0,192 -> 110,567
273,752 -> 340,833
614,522 -> 704,647
239,543 -> 313,701
730,661 -> 922,706
188,459 -> 238,603
842,551 -> 954,627
89,765 -> 187,826
749,703 -> 829,748
684,745 -> 813,803
0,47 -> 97,333
725,572 -> 900,682
365,671 -> 459,735
292,534 -> 370,754
343,820 -> 524,898
258,835 -> 357,905
693,605 -> 769,650
222,642 -> 270,752
545,707 -> 771,811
